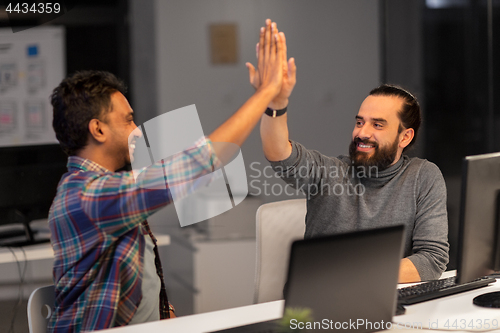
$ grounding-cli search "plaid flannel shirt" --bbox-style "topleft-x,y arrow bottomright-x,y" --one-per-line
48,137 -> 217,332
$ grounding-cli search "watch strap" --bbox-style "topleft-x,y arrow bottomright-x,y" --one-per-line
265,106 -> 287,117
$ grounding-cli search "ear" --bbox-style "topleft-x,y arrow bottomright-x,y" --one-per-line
88,119 -> 107,143
399,128 -> 414,149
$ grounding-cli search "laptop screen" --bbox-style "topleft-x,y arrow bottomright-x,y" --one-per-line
284,225 -> 405,332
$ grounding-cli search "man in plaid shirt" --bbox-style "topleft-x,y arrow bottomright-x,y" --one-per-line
47,20 -> 296,332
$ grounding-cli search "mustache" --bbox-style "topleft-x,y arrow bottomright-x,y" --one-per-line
352,137 -> 379,148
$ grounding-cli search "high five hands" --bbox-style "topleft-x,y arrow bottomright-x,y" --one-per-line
246,19 -> 297,110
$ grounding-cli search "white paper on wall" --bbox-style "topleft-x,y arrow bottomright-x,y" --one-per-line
0,26 -> 65,147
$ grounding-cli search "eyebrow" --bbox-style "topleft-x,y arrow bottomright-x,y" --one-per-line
355,115 -> 388,124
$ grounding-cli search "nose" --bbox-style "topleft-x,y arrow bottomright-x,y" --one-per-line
355,123 -> 372,140
128,125 -> 143,144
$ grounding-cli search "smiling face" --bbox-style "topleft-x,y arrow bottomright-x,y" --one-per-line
349,95 -> 413,170
102,92 -> 139,168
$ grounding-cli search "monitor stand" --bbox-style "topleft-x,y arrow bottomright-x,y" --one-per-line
473,193 -> 500,308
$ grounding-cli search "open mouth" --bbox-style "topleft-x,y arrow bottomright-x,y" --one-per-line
357,142 -> 376,152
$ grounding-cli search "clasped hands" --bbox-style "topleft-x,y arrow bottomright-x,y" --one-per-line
246,19 -> 297,111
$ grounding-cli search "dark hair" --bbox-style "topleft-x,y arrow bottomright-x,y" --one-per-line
51,70 -> 127,156
369,84 -> 421,151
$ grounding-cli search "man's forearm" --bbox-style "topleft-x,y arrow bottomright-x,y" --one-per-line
399,258 -> 421,283
209,87 -> 276,148
260,112 -> 292,161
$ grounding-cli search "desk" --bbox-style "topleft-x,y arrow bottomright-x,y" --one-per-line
105,300 -> 284,333
0,234 -> 171,301
0,234 -> 171,264
396,279 -> 500,331
104,276 -> 500,333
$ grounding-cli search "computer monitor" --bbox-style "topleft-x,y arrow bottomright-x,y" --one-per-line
456,152 -> 500,307
0,144 -> 67,246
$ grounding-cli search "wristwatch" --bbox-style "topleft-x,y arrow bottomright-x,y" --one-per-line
265,106 -> 287,117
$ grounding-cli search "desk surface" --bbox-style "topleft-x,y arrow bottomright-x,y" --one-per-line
0,234 -> 170,264
396,278 -> 500,332
104,273 -> 500,333
106,300 -> 284,333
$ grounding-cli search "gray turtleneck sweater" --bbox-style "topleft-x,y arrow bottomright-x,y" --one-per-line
270,140 -> 449,281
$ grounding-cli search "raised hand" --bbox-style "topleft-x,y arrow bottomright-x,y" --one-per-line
255,19 -> 284,99
246,20 -> 296,110
207,19 -> 286,149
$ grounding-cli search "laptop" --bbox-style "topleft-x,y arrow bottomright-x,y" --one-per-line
210,225 -> 405,333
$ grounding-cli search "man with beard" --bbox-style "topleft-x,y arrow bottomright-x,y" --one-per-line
255,81 -> 449,282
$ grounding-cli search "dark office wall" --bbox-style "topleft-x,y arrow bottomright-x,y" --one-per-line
384,0 -> 500,271
0,2 -> 131,113
50,1 -> 131,100
382,0 -> 425,158
129,0 -> 158,126
423,1 -> 500,271
424,1 -> 500,173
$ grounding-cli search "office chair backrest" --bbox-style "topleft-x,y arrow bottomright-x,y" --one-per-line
254,199 -> 306,304
27,285 -> 55,333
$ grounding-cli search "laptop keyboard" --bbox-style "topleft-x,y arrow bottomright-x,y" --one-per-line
398,276 -> 496,305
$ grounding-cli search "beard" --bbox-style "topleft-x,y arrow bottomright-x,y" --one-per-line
109,139 -> 132,171
349,135 -> 399,171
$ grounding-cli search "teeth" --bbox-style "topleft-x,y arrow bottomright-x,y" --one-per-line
359,144 -> 373,148
129,144 -> 135,149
